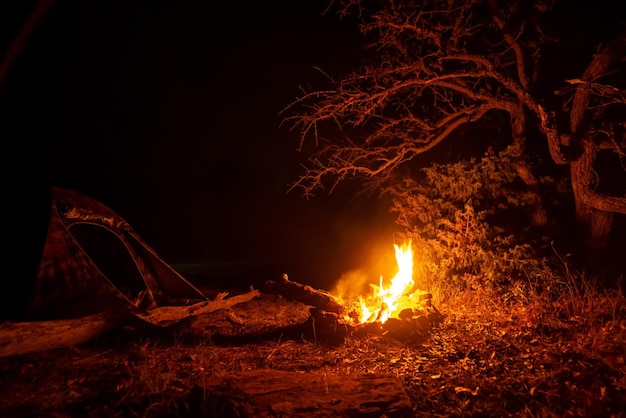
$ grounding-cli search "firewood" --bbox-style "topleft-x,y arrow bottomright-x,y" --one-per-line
261,275 -> 346,315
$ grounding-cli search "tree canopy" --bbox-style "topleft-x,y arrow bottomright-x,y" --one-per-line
283,0 -> 625,268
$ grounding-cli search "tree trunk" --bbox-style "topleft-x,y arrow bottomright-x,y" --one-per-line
567,29 -> 626,255
570,137 -> 614,256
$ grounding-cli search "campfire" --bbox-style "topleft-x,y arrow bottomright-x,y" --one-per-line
333,240 -> 440,339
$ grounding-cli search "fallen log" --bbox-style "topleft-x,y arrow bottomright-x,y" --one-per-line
181,293 -> 311,339
261,274 -> 346,315
189,368 -> 414,417
176,293 -> 351,346
0,310 -> 125,358
0,289 -> 260,358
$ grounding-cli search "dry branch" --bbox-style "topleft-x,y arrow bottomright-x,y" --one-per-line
261,275 -> 346,315
134,289 -> 260,327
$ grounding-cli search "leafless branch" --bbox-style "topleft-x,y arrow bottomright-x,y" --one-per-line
283,0 -> 624,224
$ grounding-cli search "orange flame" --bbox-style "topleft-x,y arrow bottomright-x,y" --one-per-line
355,240 -> 417,323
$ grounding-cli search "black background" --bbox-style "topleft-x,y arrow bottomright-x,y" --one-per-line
1,0 -> 398,291
2,1 -> 624,296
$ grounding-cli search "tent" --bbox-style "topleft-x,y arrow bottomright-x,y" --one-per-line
24,186 -> 208,321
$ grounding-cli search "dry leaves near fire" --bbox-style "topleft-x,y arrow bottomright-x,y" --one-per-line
1,284 -> 625,417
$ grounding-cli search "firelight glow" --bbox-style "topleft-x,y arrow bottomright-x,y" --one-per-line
357,240 -> 416,323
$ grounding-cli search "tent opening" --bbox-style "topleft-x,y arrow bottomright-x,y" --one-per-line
68,223 -> 147,302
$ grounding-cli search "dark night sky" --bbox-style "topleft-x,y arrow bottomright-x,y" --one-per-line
1,0 -> 398,290
3,1 -> 623,293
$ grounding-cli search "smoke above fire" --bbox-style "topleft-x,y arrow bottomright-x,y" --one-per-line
330,238 -> 399,300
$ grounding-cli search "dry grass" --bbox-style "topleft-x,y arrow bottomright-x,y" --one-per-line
1,279 -> 625,417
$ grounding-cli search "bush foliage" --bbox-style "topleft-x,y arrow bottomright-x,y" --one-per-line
385,146 -> 561,300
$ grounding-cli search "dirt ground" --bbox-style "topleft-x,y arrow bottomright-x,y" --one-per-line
1,289 -> 625,417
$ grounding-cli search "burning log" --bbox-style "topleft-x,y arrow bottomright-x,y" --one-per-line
188,368 -> 414,417
352,302 -> 443,343
254,270 -> 444,344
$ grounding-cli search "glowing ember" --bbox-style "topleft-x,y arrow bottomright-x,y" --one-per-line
352,240 -> 423,324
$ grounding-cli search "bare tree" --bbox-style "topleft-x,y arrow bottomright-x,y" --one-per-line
283,0 -> 625,257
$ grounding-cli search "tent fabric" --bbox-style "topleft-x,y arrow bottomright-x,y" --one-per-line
26,186 -> 207,321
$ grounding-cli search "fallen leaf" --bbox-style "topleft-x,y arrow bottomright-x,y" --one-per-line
455,386 -> 479,395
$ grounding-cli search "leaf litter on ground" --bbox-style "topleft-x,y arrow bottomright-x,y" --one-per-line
0,287 -> 624,417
